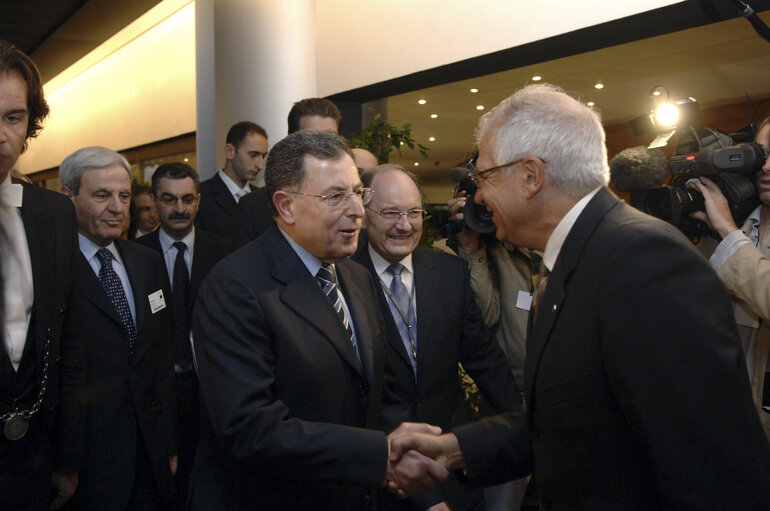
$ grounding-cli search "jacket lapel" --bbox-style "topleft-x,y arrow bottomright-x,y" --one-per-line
79,252 -> 124,327
523,188 -> 619,405
116,240 -> 147,333
413,248 -> 437,374
337,261 -> 375,382
267,228 -> 364,377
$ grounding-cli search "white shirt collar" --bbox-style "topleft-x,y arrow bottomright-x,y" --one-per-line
0,172 -> 23,208
542,187 -> 601,271
368,245 -> 414,279
218,169 -> 250,200
78,233 -> 122,266
159,226 -> 195,255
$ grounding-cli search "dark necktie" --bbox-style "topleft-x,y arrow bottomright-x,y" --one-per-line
316,263 -> 356,353
387,263 -> 417,374
96,248 -> 137,355
172,241 -> 192,370
531,263 -> 551,322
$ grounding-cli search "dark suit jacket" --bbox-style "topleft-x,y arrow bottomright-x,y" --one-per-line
455,188 -> 770,510
134,227 -> 234,304
0,182 -> 84,500
235,187 -> 274,247
354,246 -> 521,510
195,172 -> 254,242
190,225 -> 388,510
71,240 -> 176,510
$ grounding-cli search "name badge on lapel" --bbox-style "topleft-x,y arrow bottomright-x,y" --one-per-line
148,289 -> 166,314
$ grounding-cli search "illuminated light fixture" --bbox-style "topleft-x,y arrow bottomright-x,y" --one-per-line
414,162 -> 420,167
469,88 -> 479,93
428,136 -> 436,142
183,157 -> 189,162
476,105 -> 484,110
418,99 -> 427,105
587,101 -> 595,107
629,85 -> 701,148
532,75 -> 542,81
594,81 -> 604,90
430,113 -> 438,118
400,141 -> 404,146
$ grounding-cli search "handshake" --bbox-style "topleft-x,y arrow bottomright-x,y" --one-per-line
383,422 -> 465,498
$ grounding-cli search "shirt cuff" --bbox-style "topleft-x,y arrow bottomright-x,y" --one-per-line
710,230 -> 751,270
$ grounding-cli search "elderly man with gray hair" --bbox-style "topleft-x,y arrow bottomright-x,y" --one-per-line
60,146 -> 177,511
389,84 -> 770,509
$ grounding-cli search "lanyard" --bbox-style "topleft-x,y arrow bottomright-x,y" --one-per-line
379,277 -> 417,361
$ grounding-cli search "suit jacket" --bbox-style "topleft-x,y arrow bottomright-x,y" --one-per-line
0,182 -> 84,485
190,225 -> 388,510
195,172 -> 254,242
455,188 -> 770,510
712,215 -> 770,440
235,187 -> 274,247
353,246 -> 521,510
134,227 -> 234,304
71,239 -> 175,510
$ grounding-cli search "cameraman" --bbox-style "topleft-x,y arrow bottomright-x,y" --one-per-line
688,115 -> 770,440
448,191 -> 539,511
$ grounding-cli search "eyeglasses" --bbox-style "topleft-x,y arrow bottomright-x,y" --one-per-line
468,157 -> 547,186
156,194 -> 198,206
286,187 -> 373,207
366,207 -> 426,222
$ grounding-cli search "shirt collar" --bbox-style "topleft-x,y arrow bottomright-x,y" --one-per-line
0,172 -> 23,208
542,187 -> 601,271
78,233 -> 122,266
367,244 -> 413,279
278,225 -> 327,278
159,226 -> 195,255
218,169 -> 250,198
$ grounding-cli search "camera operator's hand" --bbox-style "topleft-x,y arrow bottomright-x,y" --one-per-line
448,191 -> 481,253
686,177 -> 740,239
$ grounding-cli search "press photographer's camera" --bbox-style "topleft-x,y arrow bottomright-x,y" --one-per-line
448,153 -> 496,234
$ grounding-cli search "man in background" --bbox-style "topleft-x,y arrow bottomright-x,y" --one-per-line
196,121 -> 268,242
127,183 -> 158,240
288,97 -> 342,134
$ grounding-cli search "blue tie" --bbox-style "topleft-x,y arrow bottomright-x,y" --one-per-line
96,248 -> 137,355
387,263 -> 417,375
316,263 -> 356,353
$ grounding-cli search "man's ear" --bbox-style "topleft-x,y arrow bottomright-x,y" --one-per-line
521,157 -> 546,199
224,143 -> 236,160
273,191 -> 295,225
61,186 -> 75,200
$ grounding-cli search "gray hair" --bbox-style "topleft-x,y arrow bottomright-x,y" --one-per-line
264,131 -> 353,216
475,83 -> 608,197
60,146 -> 132,194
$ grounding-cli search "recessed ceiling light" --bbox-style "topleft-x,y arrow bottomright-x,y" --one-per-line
587,101 -> 595,107
430,114 -> 438,119
476,105 -> 484,110
418,99 -> 427,105
400,141 -> 404,146
594,81 -> 604,89
652,90 -> 661,96
469,88 -> 479,93
428,136 -> 436,142
414,162 -> 420,167
532,75 -> 542,81
183,157 -> 189,162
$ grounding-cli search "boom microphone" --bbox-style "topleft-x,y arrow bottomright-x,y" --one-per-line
609,146 -> 668,191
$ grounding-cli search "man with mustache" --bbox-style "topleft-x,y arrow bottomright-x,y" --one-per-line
135,162 -> 233,508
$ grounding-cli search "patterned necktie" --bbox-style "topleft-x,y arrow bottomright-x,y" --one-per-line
316,263 -> 356,352
531,263 -> 551,322
387,263 -> 417,374
172,241 -> 192,370
96,248 -> 137,355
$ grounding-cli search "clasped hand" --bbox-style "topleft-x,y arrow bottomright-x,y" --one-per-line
384,422 -> 463,498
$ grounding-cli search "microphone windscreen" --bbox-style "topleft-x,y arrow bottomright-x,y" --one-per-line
609,146 -> 668,191
450,167 -> 468,183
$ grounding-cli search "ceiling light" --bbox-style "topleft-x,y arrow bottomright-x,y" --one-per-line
587,101 -> 595,107
532,75 -> 542,81
418,99 -> 427,105
400,141 -> 404,146
428,136 -> 435,142
414,162 -> 419,167
430,114 -> 438,119
652,90 -> 661,96
594,81 -> 604,90
476,105 -> 484,110
469,88 -> 478,93
183,157 -> 189,162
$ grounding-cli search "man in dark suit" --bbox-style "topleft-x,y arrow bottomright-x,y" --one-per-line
135,162 -> 232,508
0,40 -> 84,511
190,132 -> 447,510
354,165 -> 521,511
195,121 -> 268,242
60,146 -> 177,510
390,84 -> 770,508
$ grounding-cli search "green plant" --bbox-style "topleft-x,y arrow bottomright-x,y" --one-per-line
348,113 -> 429,163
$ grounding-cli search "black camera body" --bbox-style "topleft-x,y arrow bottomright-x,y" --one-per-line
449,153 -> 496,234
630,126 -> 765,237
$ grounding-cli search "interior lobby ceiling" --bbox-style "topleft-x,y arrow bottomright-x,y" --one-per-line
382,11 -> 770,181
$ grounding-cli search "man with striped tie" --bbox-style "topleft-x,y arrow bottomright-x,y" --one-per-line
190,132 -> 447,511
